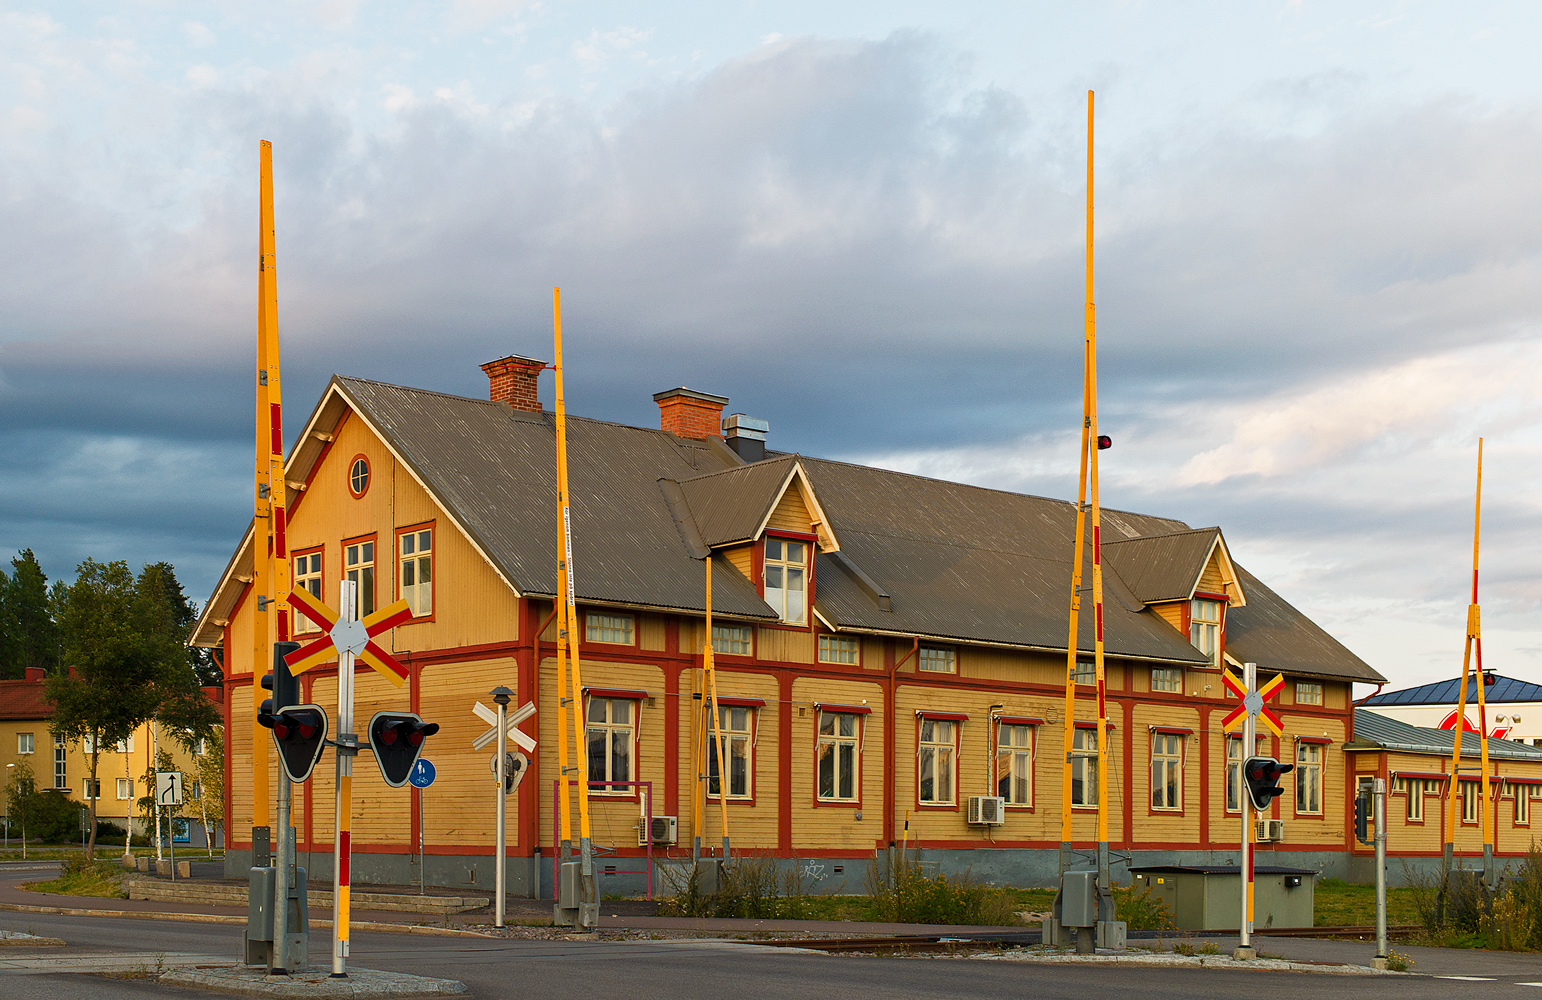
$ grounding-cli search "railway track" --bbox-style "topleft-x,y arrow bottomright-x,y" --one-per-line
753,924 -> 1423,954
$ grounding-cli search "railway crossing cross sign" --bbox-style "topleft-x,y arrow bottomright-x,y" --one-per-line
284,588 -> 415,685
1220,668 -> 1285,737
473,700 -> 537,752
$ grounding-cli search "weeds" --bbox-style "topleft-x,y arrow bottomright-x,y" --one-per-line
864,853 -> 1021,926
29,856 -> 126,899
1405,843 -> 1542,951
1385,949 -> 1414,972
1111,881 -> 1176,932
657,855 -> 812,919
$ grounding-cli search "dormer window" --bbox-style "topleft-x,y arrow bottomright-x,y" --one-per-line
1189,599 -> 1223,666
764,537 -> 806,624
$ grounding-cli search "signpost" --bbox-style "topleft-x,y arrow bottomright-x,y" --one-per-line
472,690 -> 535,928
284,579 -> 413,979
157,772 -> 183,882
1221,662 -> 1286,959
410,759 -> 435,895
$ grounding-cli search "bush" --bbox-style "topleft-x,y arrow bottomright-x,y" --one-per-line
26,791 -> 83,844
1406,846 -> 1542,951
658,855 -> 811,919
864,853 -> 1021,926
1112,880 -> 1176,932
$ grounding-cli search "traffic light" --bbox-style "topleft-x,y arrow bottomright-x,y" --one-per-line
258,641 -> 301,729
1096,435 -> 1112,450
368,711 -> 440,788
1244,756 -> 1294,811
1354,788 -> 1372,845
269,705 -> 330,783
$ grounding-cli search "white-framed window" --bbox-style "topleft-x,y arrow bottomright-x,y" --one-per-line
82,735 -> 132,755
1296,682 -> 1324,706
1226,735 -> 1266,813
1460,780 -> 1480,824
53,735 -> 67,789
1071,728 -> 1098,807
345,539 -> 376,618
585,697 -> 634,793
1517,784 -> 1542,825
293,551 -> 323,632
117,778 -> 133,800
190,780 -> 202,799
1190,599 -> 1223,666
816,711 -> 860,802
919,646 -> 956,673
1151,668 -> 1182,693
1295,742 -> 1323,815
918,719 -> 957,805
399,528 -> 432,617
586,613 -> 634,645
707,705 -> 753,800
763,537 -> 807,624
818,635 -> 859,665
1395,776 -> 1438,822
1071,659 -> 1095,685
711,625 -> 752,656
17,732 -> 33,755
1151,733 -> 1183,811
348,456 -> 371,496
996,723 -> 1034,805
83,780 -> 101,799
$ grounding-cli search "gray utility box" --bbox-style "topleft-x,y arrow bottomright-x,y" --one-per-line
1060,871 -> 1098,927
244,866 -> 310,970
1130,865 -> 1315,931
553,861 -> 598,930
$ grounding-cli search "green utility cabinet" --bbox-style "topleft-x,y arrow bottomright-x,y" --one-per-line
1129,865 -> 1316,931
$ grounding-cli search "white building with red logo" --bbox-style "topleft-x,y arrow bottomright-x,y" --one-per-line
1360,674 -> 1542,747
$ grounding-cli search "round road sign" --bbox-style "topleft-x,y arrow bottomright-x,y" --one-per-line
409,758 -> 436,788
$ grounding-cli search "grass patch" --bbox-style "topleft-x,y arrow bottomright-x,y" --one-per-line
1313,878 -> 1421,926
28,857 -> 127,899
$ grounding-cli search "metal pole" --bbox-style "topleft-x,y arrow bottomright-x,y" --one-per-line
1374,777 -> 1387,962
169,798 -> 176,881
418,786 -> 425,895
272,740 -> 292,974
332,578 -> 356,979
1239,661 -> 1256,954
493,688 -> 511,929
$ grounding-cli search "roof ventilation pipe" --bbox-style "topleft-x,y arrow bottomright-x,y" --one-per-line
722,413 -> 769,462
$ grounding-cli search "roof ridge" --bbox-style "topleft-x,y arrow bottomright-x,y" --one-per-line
1103,526 -> 1220,546
675,453 -> 798,485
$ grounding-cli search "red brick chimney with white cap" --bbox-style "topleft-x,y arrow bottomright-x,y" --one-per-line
481,355 -> 546,412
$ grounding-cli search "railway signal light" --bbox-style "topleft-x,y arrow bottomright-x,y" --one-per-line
1354,788 -> 1372,845
1244,756 -> 1294,811
258,641 -> 301,729
368,712 -> 441,788
270,706 -> 329,783
1096,435 -> 1112,450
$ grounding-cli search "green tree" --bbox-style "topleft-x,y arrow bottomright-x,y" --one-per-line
190,729 -> 225,856
137,561 -> 221,689
0,550 -> 56,680
4,759 -> 36,856
47,560 -> 171,861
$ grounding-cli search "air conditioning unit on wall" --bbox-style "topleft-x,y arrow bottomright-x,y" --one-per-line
639,815 -> 678,846
967,796 -> 1006,826
1255,819 -> 1285,843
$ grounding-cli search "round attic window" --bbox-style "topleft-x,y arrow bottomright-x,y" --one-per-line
349,456 -> 371,498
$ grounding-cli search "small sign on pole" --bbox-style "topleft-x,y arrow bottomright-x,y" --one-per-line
157,772 -> 184,806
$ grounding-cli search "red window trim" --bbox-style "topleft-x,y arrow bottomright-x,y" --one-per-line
1073,720 -> 1116,730
706,703 -> 760,806
290,545 -> 326,636
393,521 -> 436,623
760,530 -> 817,631
346,453 -> 371,499
1295,736 -> 1333,744
995,715 -> 1045,727
1393,770 -> 1450,782
815,702 -> 871,715
1151,726 -> 1194,735
1504,776 -> 1542,786
341,531 -> 379,619
915,713 -> 962,811
585,687 -> 649,701
714,696 -> 766,708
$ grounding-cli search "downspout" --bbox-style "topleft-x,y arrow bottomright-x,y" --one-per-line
887,638 -> 919,853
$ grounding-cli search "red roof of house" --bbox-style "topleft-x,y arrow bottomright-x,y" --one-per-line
0,679 -> 51,721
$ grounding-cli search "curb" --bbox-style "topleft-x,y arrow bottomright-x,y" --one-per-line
0,903 -> 493,938
974,950 -> 1402,975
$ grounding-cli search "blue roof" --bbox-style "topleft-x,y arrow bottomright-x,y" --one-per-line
1360,673 -> 1542,706
1351,709 -> 1542,762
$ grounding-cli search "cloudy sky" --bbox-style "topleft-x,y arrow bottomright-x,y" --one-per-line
4,1 -> 1541,691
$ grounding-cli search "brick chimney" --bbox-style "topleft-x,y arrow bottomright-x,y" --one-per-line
653,388 -> 729,440
24,666 -> 44,683
480,355 -> 546,412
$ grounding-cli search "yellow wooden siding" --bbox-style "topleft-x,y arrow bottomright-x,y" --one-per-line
1152,603 -> 1184,634
284,409 -> 519,662
765,481 -> 813,534
789,677 -> 884,851
349,667 -> 418,846
1197,549 -> 1226,595
639,615 -> 666,652
1283,717 -> 1347,845
959,648 -> 1063,687
1131,704 -> 1203,844
700,670 -> 780,850
536,658 -> 665,852
759,627 -> 814,664
414,657 -> 518,846
723,545 -> 754,582
1382,752 -> 1443,853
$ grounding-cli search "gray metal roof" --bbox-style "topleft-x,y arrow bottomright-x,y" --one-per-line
1102,528 -> 1220,604
674,456 -> 800,547
1351,709 -> 1542,762
1222,565 -> 1384,684
195,374 -> 1383,681
1361,673 -> 1542,706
